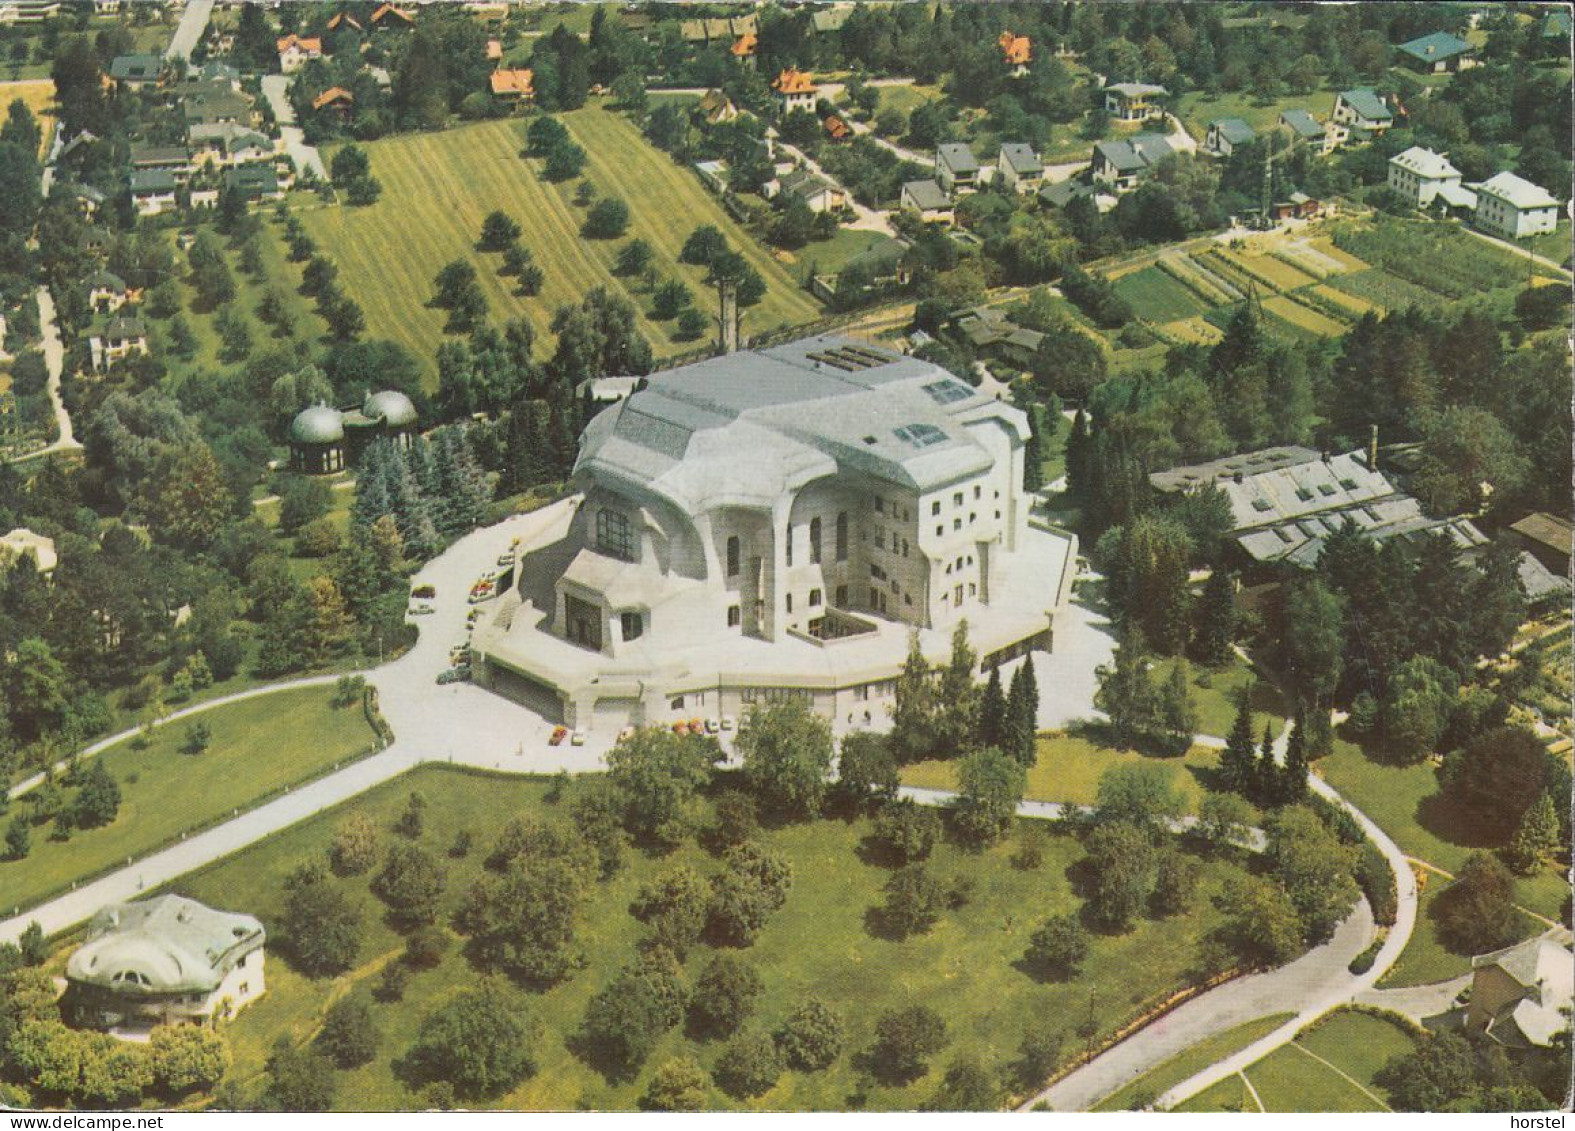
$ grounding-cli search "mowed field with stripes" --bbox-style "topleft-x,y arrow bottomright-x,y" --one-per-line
291,108 -> 822,387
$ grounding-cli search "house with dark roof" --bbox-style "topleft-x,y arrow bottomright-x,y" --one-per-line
190,122 -> 274,166
996,143 -> 1042,193
779,167 -> 845,213
1102,82 -> 1167,122
1396,30 -> 1478,73
1467,938 -> 1573,1049
108,54 -> 162,87
224,164 -> 282,203
935,142 -> 980,196
695,88 -> 738,126
181,84 -> 255,128
1205,117 -> 1255,157
1508,512 -> 1573,578
1331,88 -> 1393,139
1279,108 -> 1335,154
1089,133 -> 1174,192
91,315 -> 149,368
88,269 -> 128,312
130,144 -> 194,179
900,178 -> 953,223
129,169 -> 179,215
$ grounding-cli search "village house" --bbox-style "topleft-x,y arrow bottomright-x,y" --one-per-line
91,316 -> 149,369
1330,88 -> 1393,139
108,53 -> 162,87
276,34 -> 322,74
996,143 -> 1043,193
695,88 -> 738,126
822,114 -> 851,142
732,32 -> 758,66
224,164 -> 283,204
87,269 -> 128,312
311,86 -> 356,122
189,122 -> 273,167
1037,178 -> 1114,213
779,168 -> 846,213
326,10 -> 362,34
1466,938 -> 1574,1049
470,335 -> 1079,735
1387,146 -> 1473,209
771,68 -> 819,115
65,896 -> 266,1035
369,3 -> 415,31
129,169 -> 179,215
1396,29 -> 1478,74
130,144 -> 194,182
181,84 -> 255,129
1089,133 -> 1175,192
490,68 -> 536,104
900,178 -> 954,224
1205,117 -> 1255,157
935,142 -> 981,196
1268,192 -> 1323,222
1508,512 -> 1573,579
1278,108 -> 1336,155
1102,82 -> 1167,122
952,306 -> 1044,369
66,182 -> 106,219
0,527 -> 57,578
1473,170 -> 1560,239
999,31 -> 1032,77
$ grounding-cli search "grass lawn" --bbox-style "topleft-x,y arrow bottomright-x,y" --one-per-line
797,228 -> 903,276
174,764 -> 1250,1111
902,732 -> 1225,813
1173,87 -> 1338,141
1112,266 -> 1214,323
0,79 -> 54,158
293,111 -> 821,388
1092,1012 -> 1295,1111
1378,879 -> 1544,989
874,83 -> 946,118
143,218 -> 331,387
1178,1008 -> 1417,1112
0,687 -> 376,915
1154,655 -> 1284,740
1524,220 -> 1572,267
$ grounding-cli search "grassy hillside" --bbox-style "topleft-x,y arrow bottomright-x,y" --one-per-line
292,110 -> 821,387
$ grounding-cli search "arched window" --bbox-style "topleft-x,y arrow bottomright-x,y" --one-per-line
809,517 -> 822,564
836,512 -> 848,561
726,535 -> 740,577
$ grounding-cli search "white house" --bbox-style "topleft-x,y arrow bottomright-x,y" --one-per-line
1467,937 -> 1574,1049
1089,133 -> 1175,192
1103,82 -> 1167,122
1387,146 -> 1466,208
276,34 -> 322,74
471,336 -> 1079,734
770,68 -> 818,115
87,269 -> 128,312
1205,117 -> 1255,157
935,143 -> 981,196
900,178 -> 953,223
996,143 -> 1043,193
1473,171 -> 1560,239
1330,88 -> 1393,138
65,896 -> 267,1035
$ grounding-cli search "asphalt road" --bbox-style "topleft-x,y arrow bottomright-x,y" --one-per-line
164,0 -> 214,62
260,74 -> 328,182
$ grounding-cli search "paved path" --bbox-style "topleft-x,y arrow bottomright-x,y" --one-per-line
260,74 -> 327,182
1355,974 -> 1470,1024
164,0 -> 214,62
6,287 -> 82,464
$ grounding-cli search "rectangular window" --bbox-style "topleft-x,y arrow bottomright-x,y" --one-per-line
953,518 -> 962,531
875,496 -> 885,514
786,593 -> 793,613
931,501 -> 941,516
728,605 -> 741,627
835,584 -> 847,606
955,584 -> 964,604
620,612 -> 643,641
869,587 -> 879,607
596,509 -> 633,561
890,531 -> 899,552
670,696 -> 685,710
784,526 -> 793,567
809,588 -> 822,607
968,582 -> 977,596
953,491 -> 964,507
974,485 -> 981,499
936,525 -> 944,537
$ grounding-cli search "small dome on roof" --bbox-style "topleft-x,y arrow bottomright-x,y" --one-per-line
364,389 -> 417,428
290,403 -> 344,445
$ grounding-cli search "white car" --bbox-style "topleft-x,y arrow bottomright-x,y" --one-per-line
570,730 -> 586,746
720,716 -> 735,731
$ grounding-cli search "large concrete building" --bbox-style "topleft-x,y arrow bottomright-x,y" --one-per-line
473,337 -> 1077,733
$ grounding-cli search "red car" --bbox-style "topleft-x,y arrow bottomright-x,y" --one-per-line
549,726 -> 568,746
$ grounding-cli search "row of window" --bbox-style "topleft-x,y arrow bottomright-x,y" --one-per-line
726,513 -> 851,575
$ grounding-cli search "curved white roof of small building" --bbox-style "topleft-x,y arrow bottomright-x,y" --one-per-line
66,895 -> 265,996
364,389 -> 418,428
290,403 -> 345,445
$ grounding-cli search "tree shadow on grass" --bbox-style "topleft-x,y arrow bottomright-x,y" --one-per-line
563,1028 -> 642,1086
1416,792 -> 1506,852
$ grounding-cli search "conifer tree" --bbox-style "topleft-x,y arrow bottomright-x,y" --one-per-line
1094,628 -> 1155,750
1194,568 -> 1236,667
1280,709 -> 1308,805
1064,408 -> 1091,504
1157,660 -> 1198,756
1219,690 -> 1257,797
976,665 -> 1007,752
934,620 -> 980,757
891,632 -> 936,763
1022,411 -> 1044,493
1507,792 -> 1558,876
1255,723 -> 1278,806
1003,666 -> 1033,767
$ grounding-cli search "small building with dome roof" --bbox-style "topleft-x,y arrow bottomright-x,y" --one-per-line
287,390 -> 419,474
64,895 -> 266,1035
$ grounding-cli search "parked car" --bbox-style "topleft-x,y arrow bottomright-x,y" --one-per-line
412,584 -> 436,599
705,719 -> 720,734
549,726 -> 568,746
409,604 -> 435,616
672,720 -> 689,735
570,730 -> 586,746
721,716 -> 736,731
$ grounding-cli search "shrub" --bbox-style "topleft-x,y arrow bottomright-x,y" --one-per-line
582,197 -> 630,239
712,1028 -> 783,1099
774,998 -> 844,1071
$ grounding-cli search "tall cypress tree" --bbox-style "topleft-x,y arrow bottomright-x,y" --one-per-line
977,664 -> 1007,751
1219,690 -> 1257,797
1280,709 -> 1308,804
1255,722 -> 1279,806
1004,666 -> 1034,768
1194,568 -> 1237,668
891,632 -> 936,764
1023,408 -> 1045,493
1064,408 -> 1091,503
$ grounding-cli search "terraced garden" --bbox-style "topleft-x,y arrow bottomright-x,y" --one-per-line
291,109 -> 822,387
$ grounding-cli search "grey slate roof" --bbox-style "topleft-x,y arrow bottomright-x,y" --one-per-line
780,167 -> 833,200
1280,108 -> 1323,138
901,178 -> 950,212
105,315 -> 146,339
129,144 -> 191,168
998,143 -> 1042,175
88,269 -> 126,291
129,168 -> 177,193
1476,171 -> 1558,210
109,53 -> 162,82
1095,133 -> 1174,174
1338,88 -> 1393,122
936,142 -> 980,175
1209,117 -> 1255,146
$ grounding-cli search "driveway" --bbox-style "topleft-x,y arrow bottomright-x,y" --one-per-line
164,0 -> 214,62
260,74 -> 327,182
6,287 -> 82,464
776,139 -> 894,236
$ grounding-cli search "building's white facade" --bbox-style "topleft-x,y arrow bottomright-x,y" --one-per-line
1473,171 -> 1560,239
473,337 -> 1077,733
1387,146 -> 1462,206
